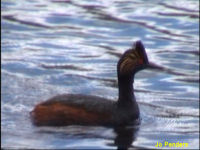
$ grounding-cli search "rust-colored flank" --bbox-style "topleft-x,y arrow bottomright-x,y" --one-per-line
31,102 -> 110,126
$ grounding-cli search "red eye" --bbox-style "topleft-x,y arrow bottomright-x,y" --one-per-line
138,59 -> 143,64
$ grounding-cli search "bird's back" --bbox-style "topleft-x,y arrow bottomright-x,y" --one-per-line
31,94 -> 117,126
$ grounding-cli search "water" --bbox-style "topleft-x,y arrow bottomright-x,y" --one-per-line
1,0 -> 199,149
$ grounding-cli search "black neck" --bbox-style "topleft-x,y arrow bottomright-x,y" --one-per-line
117,74 -> 135,107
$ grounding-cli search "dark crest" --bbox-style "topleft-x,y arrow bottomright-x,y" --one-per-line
118,41 -> 149,75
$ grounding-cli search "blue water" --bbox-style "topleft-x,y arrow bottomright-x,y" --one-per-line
1,0 -> 199,149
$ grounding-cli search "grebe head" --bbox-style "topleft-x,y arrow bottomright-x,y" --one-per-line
117,41 -> 149,78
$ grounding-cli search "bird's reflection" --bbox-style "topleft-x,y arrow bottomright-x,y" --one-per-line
113,126 -> 139,150
36,125 -> 139,150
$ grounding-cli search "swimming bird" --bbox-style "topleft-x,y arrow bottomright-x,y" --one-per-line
30,41 -> 149,126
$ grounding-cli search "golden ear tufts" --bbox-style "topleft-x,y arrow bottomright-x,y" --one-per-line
119,51 -> 138,74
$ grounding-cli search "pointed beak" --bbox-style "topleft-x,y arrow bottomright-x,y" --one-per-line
134,41 -> 162,71
146,62 -> 164,70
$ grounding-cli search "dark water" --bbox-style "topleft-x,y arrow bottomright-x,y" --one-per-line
1,0 -> 199,149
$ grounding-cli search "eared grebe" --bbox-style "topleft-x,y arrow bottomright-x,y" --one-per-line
31,41 -> 149,126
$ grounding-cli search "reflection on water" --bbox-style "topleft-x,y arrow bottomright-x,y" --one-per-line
113,126 -> 139,150
1,0 -> 199,149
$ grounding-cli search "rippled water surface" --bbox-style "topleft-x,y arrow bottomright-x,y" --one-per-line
1,0 -> 199,149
